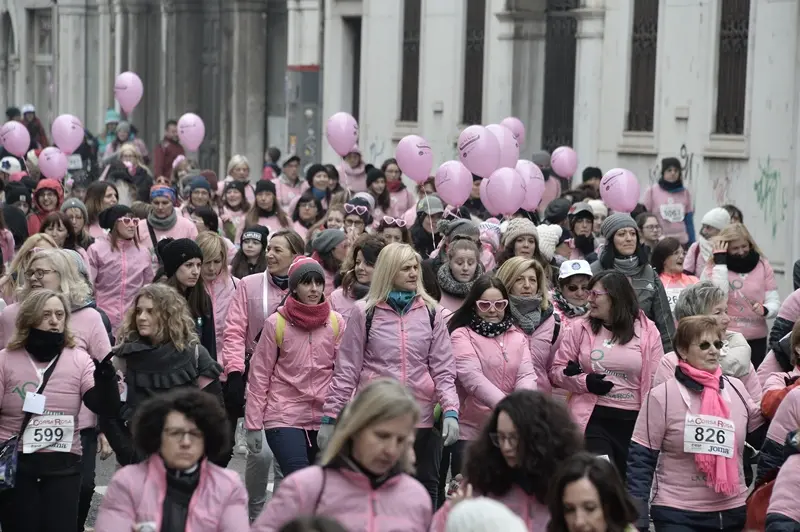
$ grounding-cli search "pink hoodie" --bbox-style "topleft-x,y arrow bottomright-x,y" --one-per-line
244,308 -> 344,431
431,485 -> 549,532
323,298 -> 459,427
220,271 -> 288,378
549,313 -> 664,432
630,376 -> 763,512
767,453 -> 800,523
252,464 -> 431,532
452,326 -> 537,440
0,346 -> 94,455
205,274 -> 237,358
642,185 -> 693,244
88,235 -> 154,331
95,454 -> 249,531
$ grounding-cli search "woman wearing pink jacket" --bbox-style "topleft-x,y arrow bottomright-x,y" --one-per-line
244,256 -> 344,476
550,270 -> 664,477
627,316 -> 764,531
87,205 -> 153,332
197,232 -> 237,359
330,234 -> 386,321
137,185 -> 198,270
319,242 -> 460,507
236,179 -> 292,241
95,388 -> 249,532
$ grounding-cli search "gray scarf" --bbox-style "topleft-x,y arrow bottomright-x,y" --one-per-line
147,208 -> 178,231
437,261 -> 484,298
509,294 -> 542,335
613,255 -> 642,277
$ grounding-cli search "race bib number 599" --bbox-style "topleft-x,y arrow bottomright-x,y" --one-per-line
683,413 -> 735,458
22,415 -> 74,454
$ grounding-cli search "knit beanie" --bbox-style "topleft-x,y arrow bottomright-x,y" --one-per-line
701,207 -> 731,231
531,150 -> 551,169
501,217 -> 538,247
305,163 -> 328,187
537,224 -> 563,262
351,192 -> 376,211
5,182 -> 30,206
544,198 -> 571,224
188,176 -> 211,193
240,225 -> 269,246
199,170 -> 218,192
437,218 -> 479,244
600,212 -> 637,242
444,497 -> 527,532
61,198 -> 88,222
288,255 -> 325,292
255,179 -> 277,196
98,204 -> 133,231
661,157 -> 681,173
312,228 -> 348,255
478,220 -> 501,251
587,199 -> 607,218
582,166 -> 602,182
223,180 -> 246,197
366,165 -> 386,188
158,238 -> 204,278
345,196 -> 373,225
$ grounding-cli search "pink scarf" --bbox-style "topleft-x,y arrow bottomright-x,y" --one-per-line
280,295 -> 331,331
677,360 -> 739,495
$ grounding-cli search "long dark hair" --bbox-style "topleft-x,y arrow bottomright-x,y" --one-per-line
464,391 -> 583,503
650,237 -> 681,275
410,211 -> 438,259
292,190 -> 324,227
588,270 -> 639,344
598,228 -> 649,270
40,212 -> 78,251
164,274 -> 212,320
231,239 -> 267,279
547,452 -> 638,532
448,275 -> 509,333
340,234 -> 386,294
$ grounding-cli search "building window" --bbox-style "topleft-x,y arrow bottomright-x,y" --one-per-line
626,0 -> 659,132
28,9 -> 53,130
715,0 -> 750,135
541,0 -> 578,152
462,0 -> 486,125
399,0 -> 421,122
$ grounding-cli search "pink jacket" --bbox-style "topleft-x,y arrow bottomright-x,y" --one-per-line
527,314 -> 557,394
642,185 -> 693,244
631,376 -> 763,512
220,272 -> 287,378
321,267 -> 337,299
0,228 -> 14,265
88,235 -> 154,331
549,313 -> 664,433
234,215 -> 288,242
388,188 -> 415,218
95,454 -> 249,532
763,368 -> 800,395
452,326 -> 537,440
87,222 -> 106,239
275,177 -> 304,212
330,287 -> 358,322
244,307 -> 344,431
205,274 -> 237,358
757,351 -> 790,388
438,292 -> 464,313
766,387 -> 800,451
683,241 -> 707,276
431,485 -> 550,532
323,298 -> 459,427
252,464 -> 431,532
0,347 -> 93,455
767,453 -> 800,523
136,215 -> 198,271
292,220 -> 309,241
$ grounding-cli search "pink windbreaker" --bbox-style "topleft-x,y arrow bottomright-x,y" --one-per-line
0,347 -> 94,455
452,326 -> 537,440
329,287 -> 358,322
767,453 -> 800,523
275,177 -> 304,212
0,228 -> 14,265
88,235 -> 154,331
438,292 -> 464,313
251,464 -> 431,532
95,454 -> 249,531
323,298 -> 459,427
431,485 -> 549,532
765,387 -> 800,452
205,274 -> 237,358
526,314 -> 557,394
220,271 -> 287,378
87,222 -> 105,239
136,215 -> 198,271
244,307 -> 344,431
388,188 -> 415,218
642,185 -> 693,244
549,312 -> 664,433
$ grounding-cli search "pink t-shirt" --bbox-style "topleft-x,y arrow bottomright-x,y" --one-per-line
659,272 -> 699,315
642,185 -> 693,244
591,327 -> 643,410
723,259 -> 778,339
767,453 -> 800,523
766,386 -> 800,448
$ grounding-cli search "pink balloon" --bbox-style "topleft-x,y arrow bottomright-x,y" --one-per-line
479,177 -> 500,215
500,117 -> 526,149
326,112 -> 359,157
486,124 -> 520,169
0,121 -> 31,158
600,168 -> 641,213
434,161 -> 473,206
551,146 -> 578,178
458,125 -> 500,178
114,72 -> 144,114
39,147 -> 68,181
515,159 -> 546,211
51,114 -> 84,155
483,167 -> 525,215
177,113 -> 206,151
396,135 -> 434,184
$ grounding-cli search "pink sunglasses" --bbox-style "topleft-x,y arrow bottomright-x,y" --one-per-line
382,216 -> 407,227
476,299 -> 509,313
345,204 -> 368,216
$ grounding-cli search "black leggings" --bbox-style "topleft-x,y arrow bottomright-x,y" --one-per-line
436,440 -> 467,508
584,406 -> 637,479
414,426 -> 443,508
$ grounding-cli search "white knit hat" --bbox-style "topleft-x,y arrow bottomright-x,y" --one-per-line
587,199 -> 608,218
445,497 -> 527,532
501,217 -> 538,248
537,223 -> 563,262
701,207 -> 731,231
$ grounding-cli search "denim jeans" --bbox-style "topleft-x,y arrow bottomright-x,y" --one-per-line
265,427 -> 320,478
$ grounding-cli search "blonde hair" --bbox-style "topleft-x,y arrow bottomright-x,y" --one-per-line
495,256 -> 551,310
320,378 -> 420,472
119,143 -> 147,171
19,249 -> 92,307
364,243 -> 437,312
716,222 -> 762,256
118,284 -> 199,351
197,232 -> 228,272
227,154 -> 250,176
8,289 -> 76,350
6,233 -> 58,295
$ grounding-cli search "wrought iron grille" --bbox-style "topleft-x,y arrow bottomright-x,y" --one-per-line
400,0 -> 421,122
541,0 -> 578,152
626,0 -> 659,132
461,0 -> 486,125
715,0 -> 750,135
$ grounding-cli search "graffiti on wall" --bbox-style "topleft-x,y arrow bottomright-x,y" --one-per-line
648,144 -> 695,185
753,157 -> 787,238
710,161 -> 740,206
366,137 -> 387,165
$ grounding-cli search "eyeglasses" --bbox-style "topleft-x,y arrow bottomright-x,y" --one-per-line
587,289 -> 608,299
382,216 -> 407,227
565,284 -> 588,293
163,428 -> 204,442
344,219 -> 365,228
642,225 -> 661,231
25,268 -> 56,279
489,432 -> 518,448
696,340 -> 724,351
344,204 -> 368,215
117,217 -> 140,226
476,299 -> 508,312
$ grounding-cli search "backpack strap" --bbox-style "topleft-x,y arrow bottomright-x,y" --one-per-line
146,222 -> 162,264
275,314 -> 286,348
551,313 -> 561,345
329,311 -> 340,339
365,305 -> 436,340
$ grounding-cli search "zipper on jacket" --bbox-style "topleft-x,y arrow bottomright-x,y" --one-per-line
120,246 -> 127,323
368,491 -> 377,532
399,319 -> 407,384
309,330 -> 315,423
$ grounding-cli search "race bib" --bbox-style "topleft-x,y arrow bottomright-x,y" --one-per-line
22,415 -> 74,454
660,202 -> 685,223
683,413 -> 735,458
665,287 -> 683,312
67,155 -> 84,171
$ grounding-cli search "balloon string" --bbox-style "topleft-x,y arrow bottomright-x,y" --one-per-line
423,189 -> 437,251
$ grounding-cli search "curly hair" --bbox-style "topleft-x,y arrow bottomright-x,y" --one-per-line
131,388 -> 229,463
8,289 -> 77,350
118,284 -> 199,350
463,390 -> 583,503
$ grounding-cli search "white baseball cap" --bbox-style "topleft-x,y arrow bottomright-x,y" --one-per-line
559,259 -> 592,280
21,104 -> 35,114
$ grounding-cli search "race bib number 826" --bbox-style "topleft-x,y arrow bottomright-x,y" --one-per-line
683,413 -> 735,458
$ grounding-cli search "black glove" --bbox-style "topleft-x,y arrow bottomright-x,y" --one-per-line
224,372 -> 246,412
573,235 -> 596,255
93,352 -> 118,383
785,375 -> 800,387
712,252 -> 727,265
563,360 -> 583,377
586,373 -> 614,396
84,353 -> 122,417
